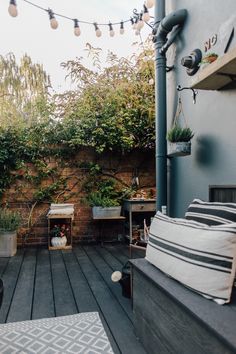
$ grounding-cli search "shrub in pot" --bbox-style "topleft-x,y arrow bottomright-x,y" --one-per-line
86,179 -> 123,218
167,125 -> 194,157
0,209 -> 21,257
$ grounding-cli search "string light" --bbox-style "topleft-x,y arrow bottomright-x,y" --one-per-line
120,21 -> 124,35
133,17 -> 138,30
73,19 -> 81,36
48,9 -> 58,29
109,23 -> 115,37
8,0 -> 18,17
149,78 -> 154,85
7,0 -> 154,38
137,14 -> 144,30
94,22 -> 102,37
145,0 -> 154,9
143,5 -> 150,22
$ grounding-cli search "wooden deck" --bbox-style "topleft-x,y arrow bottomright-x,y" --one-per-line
0,244 -> 147,354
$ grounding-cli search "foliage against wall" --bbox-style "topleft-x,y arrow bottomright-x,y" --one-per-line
0,40 -> 155,237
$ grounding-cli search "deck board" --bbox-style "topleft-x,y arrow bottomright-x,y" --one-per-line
32,248 -> 55,320
6,249 -> 36,323
74,246 -> 146,354
50,250 -> 78,317
84,245 -> 133,321
0,243 -> 146,354
0,250 -> 24,323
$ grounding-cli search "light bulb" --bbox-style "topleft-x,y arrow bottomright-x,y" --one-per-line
74,19 -> 81,36
120,21 -> 124,35
109,23 -> 115,37
94,23 -> 102,37
8,0 -> 18,17
48,9 -> 58,29
143,5 -> 150,22
96,29 -> 102,37
146,0 -> 154,8
133,17 -> 138,30
149,78 -> 154,85
137,20 -> 144,30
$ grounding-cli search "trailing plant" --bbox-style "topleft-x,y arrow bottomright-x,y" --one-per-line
167,126 -> 194,143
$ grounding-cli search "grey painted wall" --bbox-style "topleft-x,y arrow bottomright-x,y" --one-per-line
166,0 -> 236,216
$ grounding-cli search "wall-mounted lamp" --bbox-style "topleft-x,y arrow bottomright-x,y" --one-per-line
181,49 -> 202,76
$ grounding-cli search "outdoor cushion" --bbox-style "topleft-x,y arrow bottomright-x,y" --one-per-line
185,198 -> 236,225
146,212 -> 236,304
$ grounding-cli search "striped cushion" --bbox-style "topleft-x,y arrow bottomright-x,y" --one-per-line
146,212 -> 236,304
185,199 -> 236,225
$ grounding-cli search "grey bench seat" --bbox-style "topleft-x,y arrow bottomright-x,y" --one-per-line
131,258 -> 236,354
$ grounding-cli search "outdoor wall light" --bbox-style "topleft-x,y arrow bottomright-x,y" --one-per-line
8,0 -> 18,17
73,19 -> 81,37
109,23 -> 115,37
48,9 -> 58,30
120,21 -> 125,35
181,49 -> 202,76
94,23 -> 102,37
145,0 -> 154,9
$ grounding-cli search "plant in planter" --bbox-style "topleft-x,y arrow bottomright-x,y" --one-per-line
167,125 -> 194,157
200,52 -> 218,67
0,209 -> 21,257
50,224 -> 70,247
86,179 -> 124,218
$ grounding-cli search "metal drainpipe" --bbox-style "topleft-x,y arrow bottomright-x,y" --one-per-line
154,0 -> 166,211
154,2 -> 187,212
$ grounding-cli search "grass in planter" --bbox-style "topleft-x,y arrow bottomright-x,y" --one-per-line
167,126 -> 194,143
0,209 -> 21,231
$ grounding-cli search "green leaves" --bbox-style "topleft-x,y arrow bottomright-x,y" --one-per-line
167,126 -> 194,142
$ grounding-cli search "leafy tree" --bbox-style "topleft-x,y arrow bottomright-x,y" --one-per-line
55,40 -> 155,152
0,53 -> 52,128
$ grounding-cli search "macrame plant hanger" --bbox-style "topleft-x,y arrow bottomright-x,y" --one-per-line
172,93 -> 188,129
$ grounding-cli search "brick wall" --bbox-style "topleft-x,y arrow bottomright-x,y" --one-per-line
3,147 -> 155,246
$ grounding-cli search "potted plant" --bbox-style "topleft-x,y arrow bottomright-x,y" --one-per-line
200,52 -> 218,68
0,209 -> 21,257
167,125 -> 194,157
50,223 -> 70,247
86,179 -> 123,218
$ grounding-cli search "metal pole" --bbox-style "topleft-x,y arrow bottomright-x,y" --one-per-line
154,0 -> 167,211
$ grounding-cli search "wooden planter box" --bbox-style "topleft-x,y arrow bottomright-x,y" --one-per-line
47,204 -> 74,250
168,141 -> 191,157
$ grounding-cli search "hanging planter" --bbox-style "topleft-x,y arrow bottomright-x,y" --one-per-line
168,140 -> 191,157
167,97 -> 194,157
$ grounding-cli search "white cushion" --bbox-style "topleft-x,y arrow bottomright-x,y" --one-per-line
185,199 -> 236,225
146,212 -> 236,304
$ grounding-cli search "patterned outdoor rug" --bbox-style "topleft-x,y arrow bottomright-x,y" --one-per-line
0,312 -> 114,353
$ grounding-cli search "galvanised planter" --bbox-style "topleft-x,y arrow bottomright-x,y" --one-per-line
168,141 -> 191,157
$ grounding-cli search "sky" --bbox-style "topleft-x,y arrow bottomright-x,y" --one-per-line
0,0 -> 153,92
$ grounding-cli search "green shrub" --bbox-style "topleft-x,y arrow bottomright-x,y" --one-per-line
0,209 -> 21,231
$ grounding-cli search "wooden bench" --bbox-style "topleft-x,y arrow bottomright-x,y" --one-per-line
131,258 -> 236,354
